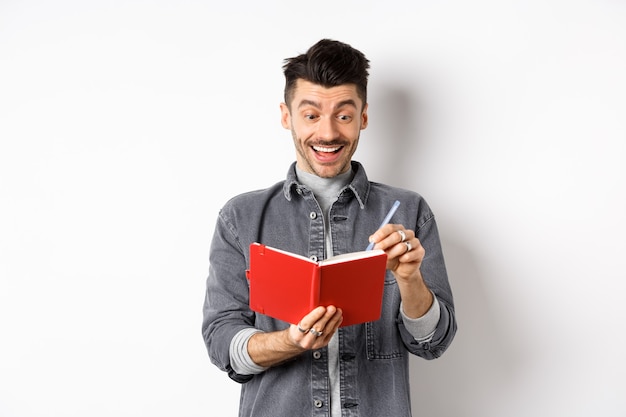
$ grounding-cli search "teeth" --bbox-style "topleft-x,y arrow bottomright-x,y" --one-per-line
313,146 -> 340,153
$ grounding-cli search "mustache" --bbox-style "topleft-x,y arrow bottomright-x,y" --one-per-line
310,140 -> 347,147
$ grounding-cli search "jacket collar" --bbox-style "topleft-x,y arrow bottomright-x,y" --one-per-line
283,161 -> 370,209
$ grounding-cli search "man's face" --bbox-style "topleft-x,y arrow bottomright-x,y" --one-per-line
280,79 -> 368,178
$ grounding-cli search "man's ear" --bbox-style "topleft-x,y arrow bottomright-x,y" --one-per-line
280,103 -> 291,129
360,103 -> 369,130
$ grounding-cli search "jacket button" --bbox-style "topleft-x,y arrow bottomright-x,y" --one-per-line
309,211 -> 317,219
314,399 -> 323,408
313,350 -> 322,359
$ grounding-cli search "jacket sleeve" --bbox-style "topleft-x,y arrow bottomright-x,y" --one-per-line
201,210 -> 256,383
399,213 -> 457,359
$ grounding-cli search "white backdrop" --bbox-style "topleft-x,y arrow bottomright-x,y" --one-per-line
1,1 -> 625,416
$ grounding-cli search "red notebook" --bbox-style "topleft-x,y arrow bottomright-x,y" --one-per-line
246,242 -> 388,327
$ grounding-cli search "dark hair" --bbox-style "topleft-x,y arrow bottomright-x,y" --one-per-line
282,39 -> 370,109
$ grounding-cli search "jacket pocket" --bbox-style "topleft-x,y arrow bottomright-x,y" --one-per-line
366,276 -> 404,360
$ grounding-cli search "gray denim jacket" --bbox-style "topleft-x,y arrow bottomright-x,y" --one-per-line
202,161 -> 457,417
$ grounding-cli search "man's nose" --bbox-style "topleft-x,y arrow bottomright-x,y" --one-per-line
317,117 -> 339,140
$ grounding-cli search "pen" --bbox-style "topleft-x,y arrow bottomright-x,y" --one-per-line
365,200 -> 401,250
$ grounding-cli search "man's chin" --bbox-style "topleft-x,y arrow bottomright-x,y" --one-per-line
311,162 -> 350,178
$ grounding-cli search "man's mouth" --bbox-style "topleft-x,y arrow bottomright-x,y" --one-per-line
312,145 -> 342,153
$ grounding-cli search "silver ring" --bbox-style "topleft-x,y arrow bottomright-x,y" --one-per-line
309,328 -> 323,337
297,323 -> 309,333
397,230 -> 407,242
404,241 -> 412,253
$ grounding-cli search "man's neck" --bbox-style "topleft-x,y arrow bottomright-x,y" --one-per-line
295,166 -> 353,205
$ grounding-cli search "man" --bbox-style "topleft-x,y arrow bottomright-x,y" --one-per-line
202,39 -> 457,417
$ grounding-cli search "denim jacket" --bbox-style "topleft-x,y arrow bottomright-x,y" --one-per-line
202,161 -> 457,417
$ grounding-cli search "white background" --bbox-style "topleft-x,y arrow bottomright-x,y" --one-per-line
1,1 -> 625,416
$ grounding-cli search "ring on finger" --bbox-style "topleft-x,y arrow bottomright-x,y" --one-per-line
297,323 -> 309,333
309,328 -> 323,337
397,229 -> 407,242
404,241 -> 412,253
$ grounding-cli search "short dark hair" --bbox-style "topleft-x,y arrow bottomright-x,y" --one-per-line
282,39 -> 370,109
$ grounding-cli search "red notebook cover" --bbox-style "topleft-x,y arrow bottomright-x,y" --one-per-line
246,243 -> 387,327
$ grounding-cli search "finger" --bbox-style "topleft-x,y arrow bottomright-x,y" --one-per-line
371,225 -> 415,251
397,238 -> 424,263
308,306 -> 339,337
310,308 -> 343,344
296,306 -> 335,340
298,306 -> 328,332
383,236 -> 420,268
325,308 -> 343,333
367,223 -> 397,248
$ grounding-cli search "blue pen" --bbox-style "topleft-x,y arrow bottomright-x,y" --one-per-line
365,200 -> 401,250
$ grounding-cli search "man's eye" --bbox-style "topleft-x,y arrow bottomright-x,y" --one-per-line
338,115 -> 352,121
304,114 -> 317,120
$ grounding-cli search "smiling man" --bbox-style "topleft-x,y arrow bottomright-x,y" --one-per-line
202,39 -> 457,417
281,79 -> 367,178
